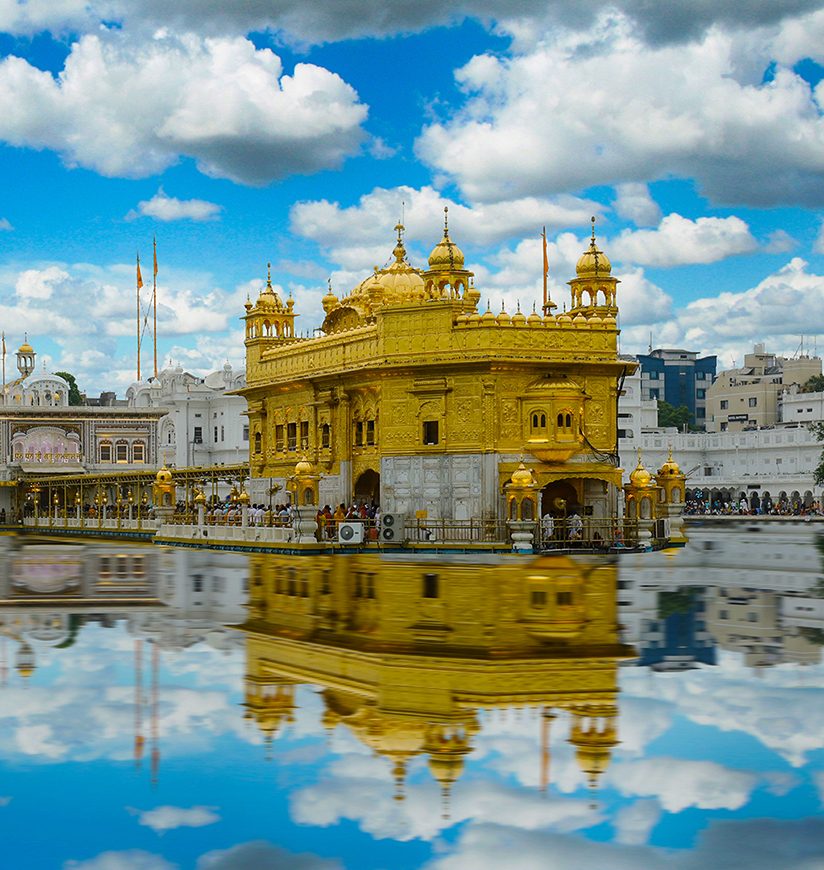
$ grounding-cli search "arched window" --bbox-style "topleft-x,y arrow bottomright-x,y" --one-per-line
254,432 -> 262,454
115,440 -> 129,463
530,411 -> 548,436
99,440 -> 112,463
132,441 -> 145,464
321,423 -> 331,449
557,410 -> 575,437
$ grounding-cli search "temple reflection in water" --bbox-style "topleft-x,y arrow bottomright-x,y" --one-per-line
240,553 -> 634,811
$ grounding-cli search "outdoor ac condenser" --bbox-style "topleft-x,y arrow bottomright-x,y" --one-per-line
338,522 -> 365,544
380,513 -> 405,543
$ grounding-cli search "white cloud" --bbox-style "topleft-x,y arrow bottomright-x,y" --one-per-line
613,799 -> 661,845
133,805 -> 220,834
16,265 -> 68,300
0,796 -> 11,806
814,221 -> 824,254
0,31 -> 366,185
290,184 -> 600,253
611,214 -> 758,267
63,851 -> 176,870
16,723 -> 68,759
613,183 -> 661,227
608,757 -> 758,813
126,189 -> 222,222
0,217 -> 12,231
196,840 -> 341,870
417,21 -> 824,206
764,229 -> 797,254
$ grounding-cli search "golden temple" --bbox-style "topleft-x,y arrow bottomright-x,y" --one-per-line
240,214 -> 634,523
239,553 -> 632,807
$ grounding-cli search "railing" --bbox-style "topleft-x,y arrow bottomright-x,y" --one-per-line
23,515 -> 157,532
409,519 -> 509,543
536,517 -> 635,550
157,523 -> 296,544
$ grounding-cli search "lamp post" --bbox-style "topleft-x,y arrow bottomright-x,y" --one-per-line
127,490 -> 134,528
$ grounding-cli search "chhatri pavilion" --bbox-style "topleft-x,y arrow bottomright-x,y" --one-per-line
240,213 -> 635,522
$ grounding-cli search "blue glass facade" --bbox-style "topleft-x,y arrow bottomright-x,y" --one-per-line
638,349 -> 717,426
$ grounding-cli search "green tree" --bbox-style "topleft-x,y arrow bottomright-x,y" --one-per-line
810,423 -> 824,486
657,400 -> 692,430
801,374 -> 824,393
54,371 -> 83,406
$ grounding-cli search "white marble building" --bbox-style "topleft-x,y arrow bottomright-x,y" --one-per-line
127,363 -> 248,468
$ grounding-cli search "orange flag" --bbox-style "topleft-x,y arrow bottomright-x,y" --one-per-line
137,255 -> 144,289
153,238 -> 157,278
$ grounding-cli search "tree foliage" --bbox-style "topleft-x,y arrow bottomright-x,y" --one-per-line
801,374 -> 824,393
54,371 -> 83,406
657,400 -> 692,431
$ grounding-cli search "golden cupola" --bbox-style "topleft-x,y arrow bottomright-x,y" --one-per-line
628,451 -> 653,488
244,264 -> 298,347
375,223 -> 426,301
423,207 -> 478,308
568,217 -> 619,317
568,704 -> 619,791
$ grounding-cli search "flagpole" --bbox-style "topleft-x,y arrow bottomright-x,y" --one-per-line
153,237 -> 158,379
1,332 -> 6,406
542,226 -> 548,316
136,254 -> 142,382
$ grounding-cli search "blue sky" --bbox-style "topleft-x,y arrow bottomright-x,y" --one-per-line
1,3 -> 824,392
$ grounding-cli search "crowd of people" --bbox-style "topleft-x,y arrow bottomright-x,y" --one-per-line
684,497 -> 823,516
316,502 -> 380,540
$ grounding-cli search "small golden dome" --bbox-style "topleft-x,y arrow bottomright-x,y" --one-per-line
658,447 -> 682,476
481,302 -> 496,324
468,309 -> 482,324
295,456 -> 314,476
455,311 -> 469,324
238,490 -> 251,505
510,461 -> 535,488
155,466 -> 173,485
512,306 -> 526,326
496,303 -> 511,325
193,489 -> 207,505
556,310 -> 572,323
527,306 -> 541,326
428,207 -> 465,270
18,342 -> 34,354
572,312 -> 587,325
576,217 -> 612,278
629,452 -> 652,487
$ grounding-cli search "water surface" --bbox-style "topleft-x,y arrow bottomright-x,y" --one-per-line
0,529 -> 822,869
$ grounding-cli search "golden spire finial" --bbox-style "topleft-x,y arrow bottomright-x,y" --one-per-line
636,447 -> 643,466
441,783 -> 452,820
591,215 -> 596,245
443,206 -> 449,237
266,262 -> 272,289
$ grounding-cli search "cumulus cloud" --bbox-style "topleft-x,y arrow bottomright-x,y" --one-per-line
1,0 -> 819,52
0,30 -> 366,185
613,183 -> 661,227
132,805 -> 220,834
126,189 -> 222,222
0,260 -> 256,393
425,816 -> 824,870
417,21 -> 824,206
612,799 -> 662,845
611,215 -> 758,267
290,184 -> 600,253
608,758 -> 758,813
63,849 -> 176,870
763,229 -> 797,254
197,841 -> 341,870
814,221 -> 824,254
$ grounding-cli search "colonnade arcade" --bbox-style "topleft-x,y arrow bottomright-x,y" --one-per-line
18,463 -> 250,523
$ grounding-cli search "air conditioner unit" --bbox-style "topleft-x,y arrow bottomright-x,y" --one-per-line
338,522 -> 364,544
380,513 -> 406,543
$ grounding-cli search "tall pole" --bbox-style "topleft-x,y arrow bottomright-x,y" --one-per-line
151,642 -> 160,788
1,331 -> 6,406
134,639 -> 144,769
136,254 -> 143,382
153,237 -> 158,379
542,226 -> 548,316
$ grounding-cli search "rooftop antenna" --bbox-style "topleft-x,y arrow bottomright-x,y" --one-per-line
648,331 -> 653,354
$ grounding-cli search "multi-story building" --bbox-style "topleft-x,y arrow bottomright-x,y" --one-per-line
617,361 -> 658,440
241,217 -> 634,520
0,342 -> 164,518
127,363 -> 248,468
636,348 -> 717,428
706,344 -> 821,432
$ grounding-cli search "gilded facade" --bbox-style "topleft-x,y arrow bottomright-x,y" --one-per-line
240,216 -> 635,520
239,553 -> 633,802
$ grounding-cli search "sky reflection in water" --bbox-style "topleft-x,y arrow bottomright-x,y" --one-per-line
0,529 -> 822,870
